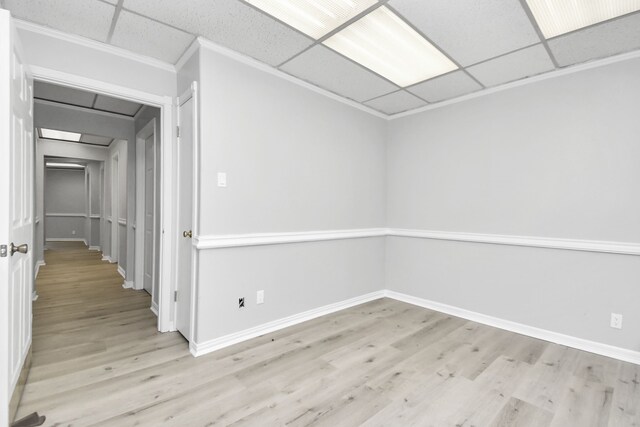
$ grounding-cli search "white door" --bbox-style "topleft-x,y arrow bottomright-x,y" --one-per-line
175,83 -> 197,341
0,9 -> 34,425
143,135 -> 155,295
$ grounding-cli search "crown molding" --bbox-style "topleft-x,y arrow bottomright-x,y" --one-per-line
390,48 -> 640,120
14,19 -> 176,74
194,37 -> 388,120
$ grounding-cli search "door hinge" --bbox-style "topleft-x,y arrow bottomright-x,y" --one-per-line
174,290 -> 178,302
176,126 -> 180,138
0,245 -> 6,257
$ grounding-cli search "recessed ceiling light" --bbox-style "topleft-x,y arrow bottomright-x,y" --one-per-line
244,0 -> 377,39
323,7 -> 457,87
45,162 -> 85,169
39,128 -> 82,142
526,0 -> 640,39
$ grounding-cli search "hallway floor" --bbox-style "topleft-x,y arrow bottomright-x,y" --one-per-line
16,243 -> 640,426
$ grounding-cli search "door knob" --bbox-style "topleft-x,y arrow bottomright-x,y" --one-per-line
10,243 -> 28,256
183,230 -> 192,238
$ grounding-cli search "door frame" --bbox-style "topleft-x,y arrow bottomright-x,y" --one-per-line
110,151 -> 119,263
29,66 -> 177,332
134,118 -> 157,300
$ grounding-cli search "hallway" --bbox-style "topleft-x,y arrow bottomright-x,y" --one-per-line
15,242 -> 189,424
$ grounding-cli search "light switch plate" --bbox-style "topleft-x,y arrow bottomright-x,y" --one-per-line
217,172 -> 227,187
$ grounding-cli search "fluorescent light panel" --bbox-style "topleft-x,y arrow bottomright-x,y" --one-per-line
45,162 -> 85,169
39,128 -> 81,142
526,0 -> 640,38
244,0 -> 377,39
324,7 -> 457,87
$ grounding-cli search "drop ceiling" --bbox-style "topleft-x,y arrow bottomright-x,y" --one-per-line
3,0 -> 640,116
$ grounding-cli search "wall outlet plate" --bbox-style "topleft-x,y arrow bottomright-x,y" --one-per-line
610,313 -> 623,329
238,297 -> 245,308
257,290 -> 264,304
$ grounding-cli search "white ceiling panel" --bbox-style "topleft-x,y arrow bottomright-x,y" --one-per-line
389,0 -> 541,66
364,90 -> 427,115
279,45 -> 398,102
407,70 -> 482,103
80,134 -> 114,146
122,0 -> 313,66
34,81 -> 96,107
110,10 -> 195,64
93,94 -> 142,116
467,44 -> 555,87
548,12 -> 640,67
3,0 -> 115,42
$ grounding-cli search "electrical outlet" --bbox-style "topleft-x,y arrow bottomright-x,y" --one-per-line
217,172 -> 227,187
610,313 -> 623,329
238,297 -> 245,309
257,290 -> 264,305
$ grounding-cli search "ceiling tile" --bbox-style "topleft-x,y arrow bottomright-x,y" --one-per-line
279,45 -> 398,102
80,134 -> 114,146
3,0 -> 115,42
93,94 -> 142,116
364,91 -> 427,115
110,10 -> 195,64
548,12 -> 640,67
467,44 -> 555,87
122,0 -> 313,66
389,0 -> 541,66
407,70 -> 482,102
34,81 -> 96,107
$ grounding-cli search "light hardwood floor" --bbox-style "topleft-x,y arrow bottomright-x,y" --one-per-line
16,242 -> 640,426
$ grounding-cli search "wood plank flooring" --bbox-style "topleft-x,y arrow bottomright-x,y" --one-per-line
16,242 -> 640,426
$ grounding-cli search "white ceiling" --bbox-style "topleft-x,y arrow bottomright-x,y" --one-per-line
3,0 -> 640,116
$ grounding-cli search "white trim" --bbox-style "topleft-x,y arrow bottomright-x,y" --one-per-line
118,218 -> 127,226
391,48 -> 640,120
14,19 -> 176,73
88,246 -> 100,251
195,228 -> 387,249
175,38 -> 200,72
122,280 -> 134,289
195,37 -> 387,120
102,255 -> 114,263
45,213 -> 86,217
89,214 -> 100,219
384,290 -> 640,366
35,216 -> 40,224
190,291 -> 385,357
45,238 -> 85,242
117,265 -> 126,278
388,228 -> 640,256
150,301 -> 159,316
31,291 -> 38,302
106,217 -> 113,223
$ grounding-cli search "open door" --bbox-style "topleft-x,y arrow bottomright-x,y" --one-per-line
0,9 -> 34,426
175,82 -> 198,342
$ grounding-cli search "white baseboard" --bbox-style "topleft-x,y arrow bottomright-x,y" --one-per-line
117,265 -> 126,278
102,255 -> 114,263
31,291 -> 38,301
150,301 -> 158,316
122,280 -> 134,289
46,238 -> 85,242
384,290 -> 640,366
190,290 -> 386,357
88,246 -> 100,251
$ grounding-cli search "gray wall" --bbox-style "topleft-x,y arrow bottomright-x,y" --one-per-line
193,47 -> 387,343
386,58 -> 640,351
44,168 -> 86,241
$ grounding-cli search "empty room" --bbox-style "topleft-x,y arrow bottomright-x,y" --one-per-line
0,0 -> 639,426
